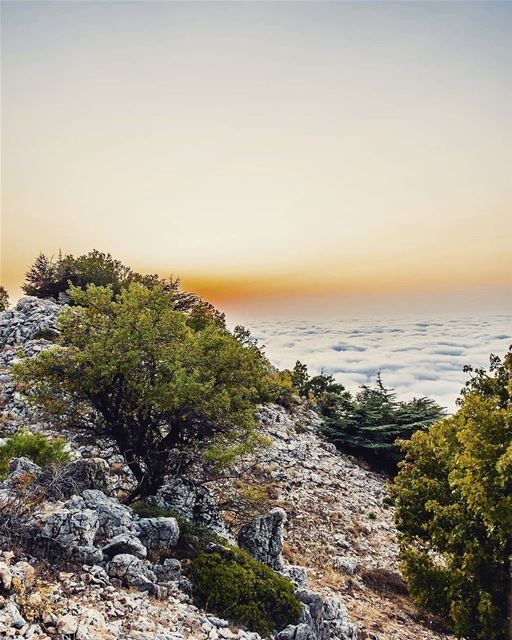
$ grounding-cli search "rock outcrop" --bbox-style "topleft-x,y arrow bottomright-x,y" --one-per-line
238,507 -> 287,571
0,296 -> 61,348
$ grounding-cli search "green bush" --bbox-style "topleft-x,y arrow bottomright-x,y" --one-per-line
0,430 -> 71,479
190,545 -> 302,637
21,250 -> 226,329
133,505 -> 301,636
131,500 -> 175,519
31,328 -> 59,341
392,349 -> 512,639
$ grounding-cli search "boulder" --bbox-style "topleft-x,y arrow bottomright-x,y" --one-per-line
41,508 -> 99,547
63,457 -> 110,493
102,533 -> 147,560
136,517 -> 179,550
0,296 -> 61,349
8,457 -> 42,478
278,590 -> 357,640
58,614 -> 79,635
282,565 -> 308,589
10,561 -> 35,588
333,556 -> 357,575
1,601 -> 27,629
152,558 -> 182,583
152,477 -> 229,537
107,553 -> 157,592
0,560 -> 12,590
68,490 -> 136,539
238,507 -> 287,571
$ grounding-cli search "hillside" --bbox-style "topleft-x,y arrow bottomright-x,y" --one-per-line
0,297 -> 453,640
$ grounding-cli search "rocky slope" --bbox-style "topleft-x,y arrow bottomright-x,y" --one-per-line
0,298 -> 452,640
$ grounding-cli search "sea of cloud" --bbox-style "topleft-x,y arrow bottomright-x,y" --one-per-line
244,315 -> 512,411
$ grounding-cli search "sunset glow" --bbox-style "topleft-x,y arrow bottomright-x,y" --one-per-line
1,1 -> 511,314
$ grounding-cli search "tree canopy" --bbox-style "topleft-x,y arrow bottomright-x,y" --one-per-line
13,282 -> 272,501
22,250 -> 225,326
291,362 -> 445,471
0,285 -> 9,312
392,347 -> 512,639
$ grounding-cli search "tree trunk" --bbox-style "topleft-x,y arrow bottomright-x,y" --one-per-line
124,449 -> 170,504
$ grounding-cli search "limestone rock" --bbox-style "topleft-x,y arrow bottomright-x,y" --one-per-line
333,556 -> 357,575
136,517 -> 179,551
10,560 -> 35,588
152,477 -> 229,538
102,533 -> 147,560
68,490 -> 136,538
63,457 -> 110,493
152,558 -> 182,583
107,553 -> 157,591
58,614 -> 80,635
282,565 -> 308,589
0,560 -> 12,590
41,508 -> 99,547
238,507 -> 287,571
0,296 -> 62,348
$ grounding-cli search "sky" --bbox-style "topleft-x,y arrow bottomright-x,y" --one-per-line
1,1 -> 511,316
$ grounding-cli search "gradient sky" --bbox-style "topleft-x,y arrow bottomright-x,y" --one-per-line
1,1 -> 511,316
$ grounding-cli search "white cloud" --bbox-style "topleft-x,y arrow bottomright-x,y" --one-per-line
245,315 -> 512,411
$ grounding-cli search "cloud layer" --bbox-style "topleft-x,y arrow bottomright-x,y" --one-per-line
247,315 -> 512,411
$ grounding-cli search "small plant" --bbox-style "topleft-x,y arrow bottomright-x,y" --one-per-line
0,430 -> 70,480
131,500 -> 175,519
12,575 -> 60,624
190,545 -> 302,637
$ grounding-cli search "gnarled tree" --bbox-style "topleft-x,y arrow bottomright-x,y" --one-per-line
13,283 -> 271,501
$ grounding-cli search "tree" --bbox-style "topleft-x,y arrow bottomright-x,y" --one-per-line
291,363 -> 444,471
0,285 -> 9,312
291,361 -> 309,392
392,348 -> 512,639
322,379 -> 445,471
13,283 -> 272,501
22,253 -> 59,298
22,250 -> 227,330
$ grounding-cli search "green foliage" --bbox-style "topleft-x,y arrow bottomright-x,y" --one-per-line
131,500 -> 175,519
292,363 -> 445,471
131,502 -> 301,636
13,282 -> 272,501
0,285 -> 9,312
268,369 -> 298,408
392,348 -> 512,640
0,430 -> 70,480
31,328 -> 59,342
190,545 -> 302,637
22,250 -> 226,326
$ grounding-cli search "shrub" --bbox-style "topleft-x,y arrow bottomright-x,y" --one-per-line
268,369 -> 298,409
392,348 -> 512,640
0,430 -> 70,480
131,504 -> 301,636
131,500 -> 175,519
31,328 -> 59,341
190,545 -> 302,637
